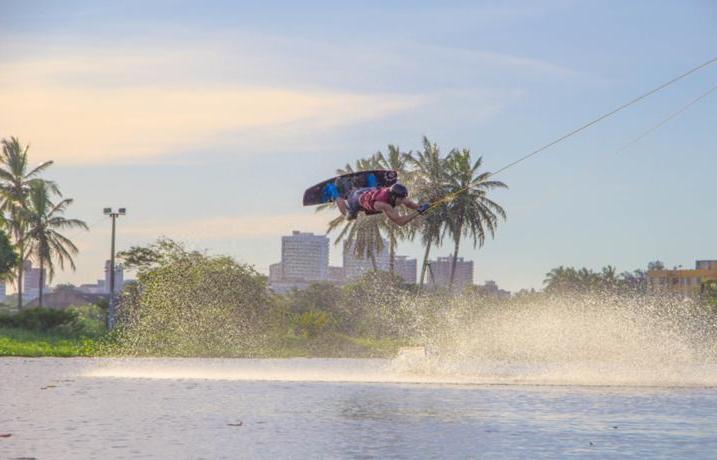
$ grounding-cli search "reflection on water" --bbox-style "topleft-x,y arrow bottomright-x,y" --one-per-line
2,358 -> 717,459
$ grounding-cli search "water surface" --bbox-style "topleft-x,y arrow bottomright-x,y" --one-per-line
2,358 -> 717,459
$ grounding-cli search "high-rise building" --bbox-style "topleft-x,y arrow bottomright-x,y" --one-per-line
104,260 -> 124,294
426,256 -> 474,289
343,239 -> 390,280
23,260 -> 47,301
269,263 -> 283,282
280,231 -> 329,281
394,256 -> 417,284
269,230 -> 419,291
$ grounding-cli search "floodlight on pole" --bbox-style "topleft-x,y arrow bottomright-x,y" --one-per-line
104,207 -> 126,329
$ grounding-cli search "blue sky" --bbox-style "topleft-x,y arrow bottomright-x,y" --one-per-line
1,0 -> 715,290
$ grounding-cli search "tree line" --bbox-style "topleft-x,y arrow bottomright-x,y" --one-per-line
116,238 -> 438,353
112,238 -> 717,357
318,136 -> 508,288
542,265 -> 649,295
0,137 -> 87,309
541,260 -> 717,301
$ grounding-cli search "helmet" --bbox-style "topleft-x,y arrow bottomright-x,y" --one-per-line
389,183 -> 408,198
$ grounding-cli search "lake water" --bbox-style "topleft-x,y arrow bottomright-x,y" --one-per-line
2,357 -> 717,459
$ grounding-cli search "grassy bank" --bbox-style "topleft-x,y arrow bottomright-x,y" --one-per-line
0,327 -> 403,358
0,305 -> 407,358
0,305 -> 107,357
0,327 -> 100,357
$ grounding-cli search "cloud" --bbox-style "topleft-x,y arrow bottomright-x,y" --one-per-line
421,45 -> 577,79
121,212 -> 332,240
0,29 -> 574,165
0,50 -> 423,165
0,84 -> 420,165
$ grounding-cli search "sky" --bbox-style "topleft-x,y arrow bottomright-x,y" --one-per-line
1,0 -> 715,291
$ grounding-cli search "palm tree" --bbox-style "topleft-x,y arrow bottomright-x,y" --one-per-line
600,265 -> 618,291
544,266 -> 577,293
319,157 -> 386,270
407,137 -> 451,286
373,145 -> 412,273
0,137 -> 55,309
619,269 -> 647,293
23,182 -> 88,307
332,215 -> 384,270
443,148 -> 507,288
577,267 -> 598,291
647,260 -> 665,271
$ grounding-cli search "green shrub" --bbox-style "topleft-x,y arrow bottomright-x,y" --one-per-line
67,304 -> 107,337
0,308 -> 79,333
292,310 -> 331,338
340,271 -> 412,338
115,246 -> 273,356
703,280 -> 717,311
0,303 -> 15,315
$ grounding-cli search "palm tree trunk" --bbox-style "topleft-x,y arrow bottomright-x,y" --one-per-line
449,231 -> 462,289
16,243 -> 23,311
389,233 -> 396,273
419,241 -> 432,286
38,257 -> 44,308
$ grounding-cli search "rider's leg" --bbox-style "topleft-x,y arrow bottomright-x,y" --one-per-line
337,197 -> 348,216
346,189 -> 363,220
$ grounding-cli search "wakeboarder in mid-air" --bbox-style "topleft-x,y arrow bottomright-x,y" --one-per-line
336,183 -> 429,226
302,169 -> 429,226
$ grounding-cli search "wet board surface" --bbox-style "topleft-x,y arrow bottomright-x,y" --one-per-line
303,170 -> 398,206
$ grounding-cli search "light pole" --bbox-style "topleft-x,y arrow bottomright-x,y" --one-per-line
104,207 -> 126,329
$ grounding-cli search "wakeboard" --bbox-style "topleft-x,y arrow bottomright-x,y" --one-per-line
303,170 -> 398,206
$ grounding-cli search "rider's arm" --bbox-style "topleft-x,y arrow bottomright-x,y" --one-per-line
401,199 -> 420,210
374,202 -> 420,226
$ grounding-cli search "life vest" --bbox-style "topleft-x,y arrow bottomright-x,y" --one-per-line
359,187 -> 393,214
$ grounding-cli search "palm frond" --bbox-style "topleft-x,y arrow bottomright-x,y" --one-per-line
25,161 -> 54,180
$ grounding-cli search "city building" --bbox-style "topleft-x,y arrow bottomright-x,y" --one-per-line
697,260 -> 717,271
343,239 -> 390,280
269,231 -> 330,292
280,231 -> 329,281
78,281 -> 106,295
268,231 -> 420,291
22,260 -> 47,302
394,256 -> 417,284
475,280 -> 511,298
77,260 -> 125,295
25,287 -> 107,310
426,256 -> 474,289
327,266 -> 345,283
647,260 -> 717,296
341,240 -> 417,284
269,263 -> 283,283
